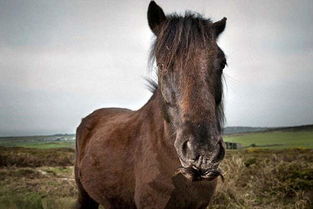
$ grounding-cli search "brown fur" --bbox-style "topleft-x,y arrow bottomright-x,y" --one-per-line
75,1 -> 227,209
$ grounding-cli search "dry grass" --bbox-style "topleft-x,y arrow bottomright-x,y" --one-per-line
0,166 -> 77,209
0,146 -> 312,209
211,149 -> 313,209
0,146 -> 74,167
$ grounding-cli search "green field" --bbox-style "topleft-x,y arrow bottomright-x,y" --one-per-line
0,135 -> 75,149
224,129 -> 313,149
1,127 -> 312,150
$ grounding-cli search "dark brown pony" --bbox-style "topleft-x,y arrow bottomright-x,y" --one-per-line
75,1 -> 227,209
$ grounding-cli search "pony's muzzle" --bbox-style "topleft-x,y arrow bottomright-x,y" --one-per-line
181,136 -> 225,168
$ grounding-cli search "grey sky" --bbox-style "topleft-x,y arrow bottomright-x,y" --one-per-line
0,0 -> 312,136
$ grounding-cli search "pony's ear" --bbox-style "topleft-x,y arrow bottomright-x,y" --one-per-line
212,17 -> 227,38
148,1 -> 166,35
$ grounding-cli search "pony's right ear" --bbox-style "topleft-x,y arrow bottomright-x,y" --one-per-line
212,17 -> 227,38
148,1 -> 166,35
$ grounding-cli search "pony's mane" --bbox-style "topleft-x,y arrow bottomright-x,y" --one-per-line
145,78 -> 158,93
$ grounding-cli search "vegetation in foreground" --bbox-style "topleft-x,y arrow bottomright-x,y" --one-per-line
0,146 -> 312,209
212,148 -> 313,209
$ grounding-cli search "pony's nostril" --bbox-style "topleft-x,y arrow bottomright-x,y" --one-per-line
218,143 -> 225,160
182,140 -> 188,156
186,141 -> 199,160
181,140 -> 199,162
212,141 -> 225,163
187,141 -> 192,150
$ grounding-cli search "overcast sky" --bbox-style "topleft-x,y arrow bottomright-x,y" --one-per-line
0,0 -> 312,136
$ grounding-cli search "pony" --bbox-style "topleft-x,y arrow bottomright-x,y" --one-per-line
75,1 -> 227,208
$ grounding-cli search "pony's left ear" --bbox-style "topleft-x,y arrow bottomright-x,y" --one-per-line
148,1 -> 166,35
212,17 -> 227,38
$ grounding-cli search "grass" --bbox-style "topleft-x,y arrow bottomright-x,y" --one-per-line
0,166 -> 77,209
0,135 -> 75,149
21,141 -> 75,149
224,129 -> 313,149
0,129 -> 313,208
0,146 -> 312,209
211,149 -> 313,209
0,146 -> 74,167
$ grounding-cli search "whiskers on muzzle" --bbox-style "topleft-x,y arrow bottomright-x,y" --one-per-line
175,135 -> 226,181
175,166 -> 224,182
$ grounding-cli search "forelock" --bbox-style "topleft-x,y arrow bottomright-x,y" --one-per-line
149,12 -> 213,70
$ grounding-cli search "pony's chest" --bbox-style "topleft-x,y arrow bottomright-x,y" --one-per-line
166,174 -> 218,208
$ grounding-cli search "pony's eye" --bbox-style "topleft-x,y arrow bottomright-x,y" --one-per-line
158,63 -> 169,75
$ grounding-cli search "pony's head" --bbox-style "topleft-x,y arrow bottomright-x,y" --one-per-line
148,1 -> 227,180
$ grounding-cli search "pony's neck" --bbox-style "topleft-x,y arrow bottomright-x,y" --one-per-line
137,89 -> 180,172
138,89 -> 164,126
138,88 -> 175,146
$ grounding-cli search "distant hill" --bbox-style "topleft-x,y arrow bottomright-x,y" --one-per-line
223,127 -> 269,135
224,124 -> 313,135
269,124 -> 313,132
